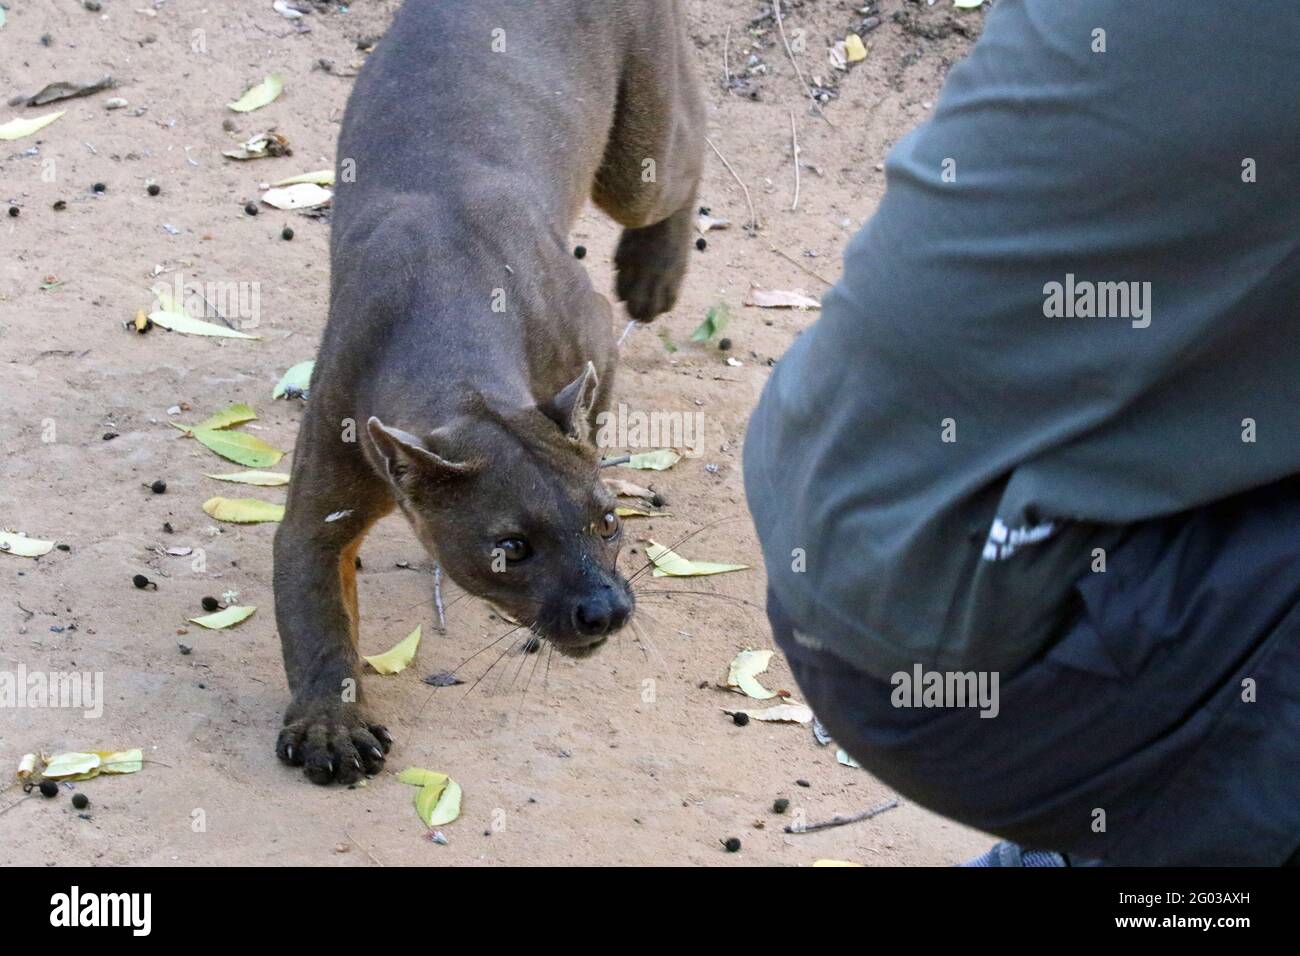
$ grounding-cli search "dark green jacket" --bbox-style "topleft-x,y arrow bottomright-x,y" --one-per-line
744,0 -> 1300,680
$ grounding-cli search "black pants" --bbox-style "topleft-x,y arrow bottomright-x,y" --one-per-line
768,481 -> 1300,865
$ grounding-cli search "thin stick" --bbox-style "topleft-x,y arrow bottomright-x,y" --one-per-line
723,23 -> 732,91
774,0 -> 831,125
433,563 -> 447,634
784,797 -> 900,834
344,830 -> 384,866
706,136 -> 758,232
789,110 -> 801,211
767,243 -> 834,287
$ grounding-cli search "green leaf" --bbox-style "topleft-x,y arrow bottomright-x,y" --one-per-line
727,649 -> 778,700
205,470 -> 290,486
195,403 -> 258,431
190,428 -> 285,467
658,329 -> 679,353
228,74 -> 284,112
415,777 -> 462,827
362,625 -> 421,675
189,605 -> 257,629
0,110 -> 66,141
626,449 -> 680,471
690,303 -> 730,342
148,309 -> 259,339
646,540 -> 748,578
202,497 -> 285,524
272,360 -> 314,399
398,767 -> 449,788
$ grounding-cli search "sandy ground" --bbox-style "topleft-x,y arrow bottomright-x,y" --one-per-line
1,0 -> 992,866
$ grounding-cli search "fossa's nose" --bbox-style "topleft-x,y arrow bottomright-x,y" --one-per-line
573,588 -> 631,636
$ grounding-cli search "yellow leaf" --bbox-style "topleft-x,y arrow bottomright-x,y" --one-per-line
43,752 -> 101,778
813,859 -> 864,867
844,33 -> 867,62
0,110 -> 66,141
727,649 -> 778,700
202,497 -> 284,524
415,777 -> 462,827
194,403 -> 258,431
189,605 -> 257,629
148,309 -> 260,339
363,625 -> 421,675
0,531 -> 55,558
270,169 -> 335,187
190,428 -> 285,467
646,540 -> 748,578
626,449 -> 680,470
398,767 -> 448,789
205,470 -> 290,486
228,74 -> 284,112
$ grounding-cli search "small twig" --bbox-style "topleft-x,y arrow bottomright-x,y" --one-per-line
433,563 -> 447,634
785,797 -> 899,834
600,455 -> 632,468
345,830 -> 384,867
767,243 -> 834,287
706,137 -> 758,232
789,110 -> 801,212
0,793 -> 34,818
774,0 -> 832,125
723,24 -> 732,91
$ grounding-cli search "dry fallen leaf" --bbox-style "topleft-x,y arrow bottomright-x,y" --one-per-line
222,131 -> 292,160
363,625 -> 421,675
189,605 -> 257,629
646,540 -> 748,578
270,169 -> 335,187
727,649 -> 778,699
0,531 -> 55,558
203,497 -> 285,524
603,477 -> 656,499
262,182 -> 332,210
25,76 -> 114,107
746,289 -> 821,310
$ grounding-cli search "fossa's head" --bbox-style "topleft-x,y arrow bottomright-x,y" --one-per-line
367,364 -> 633,656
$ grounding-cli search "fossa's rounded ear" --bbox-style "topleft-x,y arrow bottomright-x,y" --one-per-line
539,361 -> 599,440
366,417 -> 475,487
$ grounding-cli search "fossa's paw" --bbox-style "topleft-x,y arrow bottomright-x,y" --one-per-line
277,699 -> 392,786
614,210 -> 693,322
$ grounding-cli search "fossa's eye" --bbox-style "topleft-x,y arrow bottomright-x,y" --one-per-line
597,511 -> 621,539
495,537 -> 531,563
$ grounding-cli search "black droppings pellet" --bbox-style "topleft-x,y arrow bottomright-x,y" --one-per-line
722,837 -> 741,852
162,522 -> 174,534
197,682 -> 206,689
718,337 -> 732,351
732,712 -> 749,726
573,245 -> 586,259
650,493 -> 665,508
773,798 -> 790,814
92,182 -> 106,193
7,206 -> 18,218
201,596 -> 219,612
39,780 -> 59,798
796,779 -> 811,788
151,479 -> 167,494
244,202 -> 259,216
147,183 -> 161,196
56,543 -> 71,552
71,793 -> 89,810
178,643 -> 192,655
281,226 -> 294,240
695,237 -> 707,251
698,206 -> 711,216
132,574 -> 151,590
53,200 -> 67,211
40,34 -> 53,47
102,432 -> 118,441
